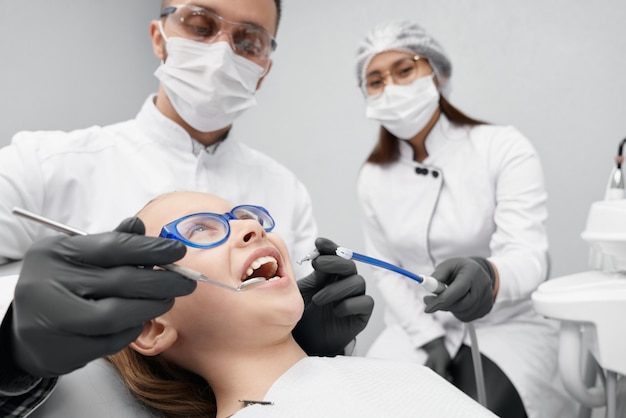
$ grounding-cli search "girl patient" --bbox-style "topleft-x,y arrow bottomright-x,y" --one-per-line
107,191 -> 496,418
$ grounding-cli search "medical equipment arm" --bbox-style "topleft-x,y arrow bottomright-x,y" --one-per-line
10,217 -> 197,378
293,237 -> 375,356
423,257 -> 496,322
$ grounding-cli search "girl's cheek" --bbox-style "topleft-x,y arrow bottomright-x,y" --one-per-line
181,249 -> 218,275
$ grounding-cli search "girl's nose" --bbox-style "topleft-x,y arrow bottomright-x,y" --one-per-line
235,220 -> 266,245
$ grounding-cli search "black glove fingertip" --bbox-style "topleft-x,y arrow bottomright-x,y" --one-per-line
114,217 -> 146,235
150,270 -> 198,297
154,239 -> 187,261
423,295 -> 440,313
332,295 -> 374,317
152,273 -> 197,298
168,239 -> 187,256
424,305 -> 437,314
311,255 -> 357,276
178,277 -> 198,295
314,237 -> 339,255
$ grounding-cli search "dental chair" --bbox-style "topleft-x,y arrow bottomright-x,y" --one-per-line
27,358 -> 155,418
532,199 -> 626,418
0,261 -> 154,417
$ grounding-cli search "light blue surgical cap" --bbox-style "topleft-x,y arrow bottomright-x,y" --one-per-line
355,20 -> 452,93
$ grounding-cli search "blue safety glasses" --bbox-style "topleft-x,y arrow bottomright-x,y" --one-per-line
159,205 -> 275,249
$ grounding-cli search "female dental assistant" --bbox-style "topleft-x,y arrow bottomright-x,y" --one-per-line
354,21 -> 577,418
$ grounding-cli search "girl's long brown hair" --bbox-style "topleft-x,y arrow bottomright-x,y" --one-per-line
366,95 -> 486,165
107,348 -> 217,417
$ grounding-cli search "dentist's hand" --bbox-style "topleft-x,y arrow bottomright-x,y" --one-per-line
423,257 -> 496,322
11,217 -> 196,378
293,238 -> 374,356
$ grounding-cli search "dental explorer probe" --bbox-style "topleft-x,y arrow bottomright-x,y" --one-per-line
299,247 -> 447,294
11,207 -> 266,292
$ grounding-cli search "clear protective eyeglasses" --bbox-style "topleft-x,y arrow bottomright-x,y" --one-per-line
159,205 -> 275,249
160,4 -> 277,68
362,55 -> 429,98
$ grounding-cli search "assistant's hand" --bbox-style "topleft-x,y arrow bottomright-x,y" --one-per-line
11,217 -> 196,378
422,337 -> 451,379
423,257 -> 495,322
292,238 -> 374,356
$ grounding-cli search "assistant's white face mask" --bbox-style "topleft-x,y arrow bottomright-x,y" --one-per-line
154,35 -> 266,132
365,74 -> 440,140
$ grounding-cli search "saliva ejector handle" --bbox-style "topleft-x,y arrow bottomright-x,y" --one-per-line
421,276 -> 447,294
335,246 -> 353,260
335,246 -> 447,294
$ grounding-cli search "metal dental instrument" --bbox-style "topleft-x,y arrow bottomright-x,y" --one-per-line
299,246 -> 447,294
297,249 -> 320,265
12,207 -> 266,292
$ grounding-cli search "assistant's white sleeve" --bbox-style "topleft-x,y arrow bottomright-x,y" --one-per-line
486,127 -> 549,301
0,134 -> 46,265
358,174 -> 445,349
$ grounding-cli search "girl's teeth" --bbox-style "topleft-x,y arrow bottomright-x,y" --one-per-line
244,256 -> 278,280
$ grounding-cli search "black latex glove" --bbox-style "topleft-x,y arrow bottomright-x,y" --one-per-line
423,257 -> 495,322
11,217 -> 196,378
292,237 -> 374,356
422,337 -> 452,379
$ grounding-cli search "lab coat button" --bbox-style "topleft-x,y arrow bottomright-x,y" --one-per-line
432,170 -> 439,178
415,167 -> 429,175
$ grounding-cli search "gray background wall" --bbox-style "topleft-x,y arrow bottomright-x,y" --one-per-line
1,1 -> 625,362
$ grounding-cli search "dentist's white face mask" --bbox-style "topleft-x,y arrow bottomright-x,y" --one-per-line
365,74 -> 440,140
154,32 -> 266,132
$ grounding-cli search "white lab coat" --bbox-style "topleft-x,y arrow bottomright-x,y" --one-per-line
236,356 -> 497,417
358,115 -> 577,418
0,95 -> 317,316
26,355 -> 497,418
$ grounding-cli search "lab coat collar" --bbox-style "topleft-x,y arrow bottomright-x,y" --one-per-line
135,95 -> 224,156
398,114 -> 465,163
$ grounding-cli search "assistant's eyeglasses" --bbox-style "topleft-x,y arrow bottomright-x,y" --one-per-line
362,56 -> 428,98
159,205 -> 275,249
160,4 -> 277,67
